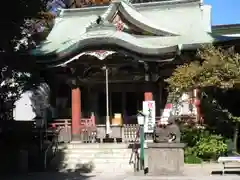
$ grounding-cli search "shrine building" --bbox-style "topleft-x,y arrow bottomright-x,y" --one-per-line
29,0 -> 240,140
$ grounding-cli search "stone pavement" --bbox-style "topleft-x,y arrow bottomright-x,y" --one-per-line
2,172 -> 240,180
1,163 -> 240,180
124,176 -> 240,180
1,172 -> 240,180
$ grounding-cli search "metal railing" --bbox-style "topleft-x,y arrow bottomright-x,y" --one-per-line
80,126 -> 97,143
123,124 -> 139,142
48,119 -> 148,143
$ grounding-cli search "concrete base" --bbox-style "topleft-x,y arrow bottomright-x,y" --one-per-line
146,143 -> 185,176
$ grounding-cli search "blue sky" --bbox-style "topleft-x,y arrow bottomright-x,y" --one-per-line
205,0 -> 240,25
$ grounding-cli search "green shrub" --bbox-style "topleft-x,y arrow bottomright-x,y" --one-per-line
184,147 -> 196,156
181,125 -> 228,161
184,155 -> 202,164
195,134 -> 227,160
181,126 -> 203,147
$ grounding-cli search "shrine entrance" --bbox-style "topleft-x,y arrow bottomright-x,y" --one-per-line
57,50 -> 157,107
48,48 -> 165,141
97,91 -> 144,124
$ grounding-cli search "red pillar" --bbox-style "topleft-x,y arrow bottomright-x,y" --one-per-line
71,87 -> 81,140
144,92 -> 153,101
193,89 -> 202,124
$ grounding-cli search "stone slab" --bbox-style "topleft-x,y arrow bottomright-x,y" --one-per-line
146,143 -> 185,176
147,143 -> 185,148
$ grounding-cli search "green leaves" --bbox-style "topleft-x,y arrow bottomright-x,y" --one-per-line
182,126 -> 227,161
167,45 -> 240,155
0,0 -> 48,51
195,134 -> 227,159
166,45 -> 240,93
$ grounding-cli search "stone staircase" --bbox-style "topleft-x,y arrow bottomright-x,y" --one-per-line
50,142 -> 134,174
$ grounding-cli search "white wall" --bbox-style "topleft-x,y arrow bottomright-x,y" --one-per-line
13,83 -> 50,121
201,4 -> 212,32
13,91 -> 36,121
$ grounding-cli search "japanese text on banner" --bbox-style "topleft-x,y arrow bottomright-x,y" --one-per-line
143,101 -> 156,133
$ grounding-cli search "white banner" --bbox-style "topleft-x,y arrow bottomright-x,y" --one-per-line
143,101 -> 156,133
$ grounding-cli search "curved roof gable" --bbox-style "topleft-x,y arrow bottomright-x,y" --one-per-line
102,0 -> 179,36
32,24 -> 180,65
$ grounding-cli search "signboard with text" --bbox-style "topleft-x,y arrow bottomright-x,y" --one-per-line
143,101 -> 156,133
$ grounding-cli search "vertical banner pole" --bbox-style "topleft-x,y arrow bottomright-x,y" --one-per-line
140,124 -> 145,170
105,66 -> 111,135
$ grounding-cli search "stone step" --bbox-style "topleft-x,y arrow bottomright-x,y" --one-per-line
58,149 -> 132,159
59,162 -> 133,173
50,143 -> 135,173
50,157 -> 133,172
51,151 -> 132,163
61,148 -> 132,153
61,154 -> 130,161
61,151 -> 132,158
61,157 -> 131,164
65,142 -> 130,149
60,160 -> 132,167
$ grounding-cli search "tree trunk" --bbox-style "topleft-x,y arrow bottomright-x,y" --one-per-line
233,122 -> 239,152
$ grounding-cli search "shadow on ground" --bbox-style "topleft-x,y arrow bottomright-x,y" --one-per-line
0,144 -> 96,180
48,144 -> 95,173
1,172 -> 95,180
0,128 -> 95,180
211,170 -> 240,175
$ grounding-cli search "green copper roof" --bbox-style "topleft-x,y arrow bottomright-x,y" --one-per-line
30,0 -> 240,67
212,24 -> 240,36
32,27 -> 181,62
32,30 -> 214,56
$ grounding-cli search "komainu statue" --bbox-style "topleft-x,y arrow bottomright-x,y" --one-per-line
153,116 -> 180,143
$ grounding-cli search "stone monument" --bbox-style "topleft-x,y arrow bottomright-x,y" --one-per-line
146,116 -> 185,176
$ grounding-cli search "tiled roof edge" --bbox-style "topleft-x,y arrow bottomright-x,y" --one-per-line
58,0 -> 201,17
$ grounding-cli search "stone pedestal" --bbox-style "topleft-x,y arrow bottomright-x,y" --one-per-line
146,143 -> 185,176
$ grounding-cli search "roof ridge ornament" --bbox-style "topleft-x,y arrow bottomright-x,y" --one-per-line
86,15 -> 117,32
101,0 -> 179,36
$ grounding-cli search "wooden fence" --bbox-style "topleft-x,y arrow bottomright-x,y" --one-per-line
47,114 -> 198,143
48,119 -> 140,143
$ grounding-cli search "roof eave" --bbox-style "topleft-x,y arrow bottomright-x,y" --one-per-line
31,32 -> 181,67
212,24 -> 240,35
